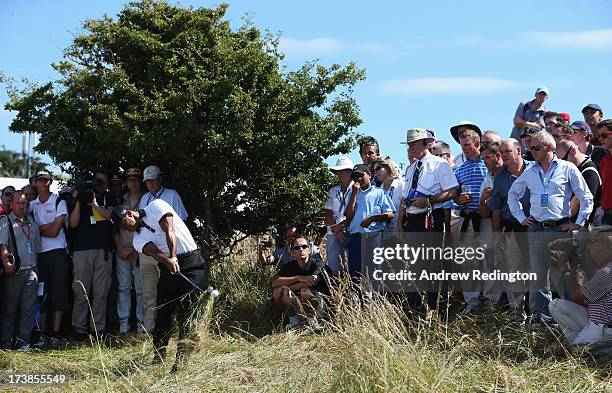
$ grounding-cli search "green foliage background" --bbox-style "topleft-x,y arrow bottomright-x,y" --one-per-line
4,0 -> 364,253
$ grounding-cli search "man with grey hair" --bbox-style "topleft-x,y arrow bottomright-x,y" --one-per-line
508,130 -> 593,325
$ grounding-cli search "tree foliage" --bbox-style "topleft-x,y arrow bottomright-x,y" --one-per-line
0,149 -> 47,178
4,0 -> 364,254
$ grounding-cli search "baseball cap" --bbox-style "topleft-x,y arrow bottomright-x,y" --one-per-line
581,104 -> 603,114
520,128 -> 538,138
570,121 -> 591,134
559,113 -> 570,122
535,86 -> 549,96
124,168 -> 142,179
329,156 -> 355,172
34,170 -> 53,181
351,164 -> 370,177
59,186 -> 74,195
143,166 -> 161,181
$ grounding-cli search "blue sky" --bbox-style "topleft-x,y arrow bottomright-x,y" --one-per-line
2,0 -> 612,172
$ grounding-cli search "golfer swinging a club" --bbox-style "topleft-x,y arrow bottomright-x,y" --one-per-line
112,198 -> 207,371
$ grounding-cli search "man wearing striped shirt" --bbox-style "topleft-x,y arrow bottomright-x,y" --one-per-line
549,232 -> 612,347
453,128 -> 487,233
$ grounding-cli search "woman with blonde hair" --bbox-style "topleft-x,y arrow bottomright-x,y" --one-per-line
372,156 -> 405,232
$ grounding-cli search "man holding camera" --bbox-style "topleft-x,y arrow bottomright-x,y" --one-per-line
112,198 -> 206,371
69,170 -> 118,340
0,191 -> 41,350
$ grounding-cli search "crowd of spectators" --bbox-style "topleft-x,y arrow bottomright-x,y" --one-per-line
2,86 -> 612,355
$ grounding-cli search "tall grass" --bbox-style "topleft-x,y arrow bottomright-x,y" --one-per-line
0,240 -> 610,392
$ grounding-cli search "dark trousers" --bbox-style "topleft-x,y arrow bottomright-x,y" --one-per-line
402,208 -> 445,232
401,209 -> 445,311
153,251 -> 207,352
460,211 -> 481,232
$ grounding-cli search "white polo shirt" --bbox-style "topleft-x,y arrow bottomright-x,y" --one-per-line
402,152 -> 459,214
133,199 -> 197,255
30,193 -> 68,252
324,183 -> 353,235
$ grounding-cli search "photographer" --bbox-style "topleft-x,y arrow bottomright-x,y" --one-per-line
549,230 -> 612,347
68,170 -> 118,340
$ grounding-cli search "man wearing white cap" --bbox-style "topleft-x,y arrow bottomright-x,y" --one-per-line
139,166 -> 188,220
138,165 -> 188,332
510,86 -> 549,142
324,157 -> 354,274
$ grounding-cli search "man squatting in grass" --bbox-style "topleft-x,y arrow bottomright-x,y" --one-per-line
271,236 -> 332,330
112,198 -> 206,371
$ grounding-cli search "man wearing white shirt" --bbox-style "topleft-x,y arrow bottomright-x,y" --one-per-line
508,131 -> 593,324
398,129 -> 458,233
324,157 -> 354,275
113,198 -> 205,370
138,165 -> 189,332
29,170 -> 69,347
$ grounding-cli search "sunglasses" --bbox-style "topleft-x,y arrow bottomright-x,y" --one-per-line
530,144 -> 546,152
291,244 -> 309,251
546,122 -> 562,128
560,149 -> 571,161
551,134 -> 564,140
2,192 -> 13,197
434,152 -> 449,157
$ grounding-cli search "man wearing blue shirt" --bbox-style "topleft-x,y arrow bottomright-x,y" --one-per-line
344,164 -> 395,279
453,129 -> 488,233
508,131 -> 593,324
489,138 -> 532,321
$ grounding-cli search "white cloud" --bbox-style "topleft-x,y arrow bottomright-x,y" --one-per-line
454,28 -> 612,51
278,37 -> 343,57
524,28 -> 612,50
379,77 -> 527,95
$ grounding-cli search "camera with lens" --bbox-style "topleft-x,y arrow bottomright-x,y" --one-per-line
75,179 -> 97,205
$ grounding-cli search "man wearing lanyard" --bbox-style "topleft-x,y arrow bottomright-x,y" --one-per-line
508,131 -> 593,325
398,128 -> 458,233
0,191 -> 41,350
112,198 -> 206,371
324,156 -> 354,275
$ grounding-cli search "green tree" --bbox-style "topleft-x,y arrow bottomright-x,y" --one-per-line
0,149 -> 47,178
4,0 -> 364,255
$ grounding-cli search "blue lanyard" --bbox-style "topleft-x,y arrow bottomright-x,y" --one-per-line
336,187 -> 350,211
146,187 -> 165,205
537,162 -> 557,192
